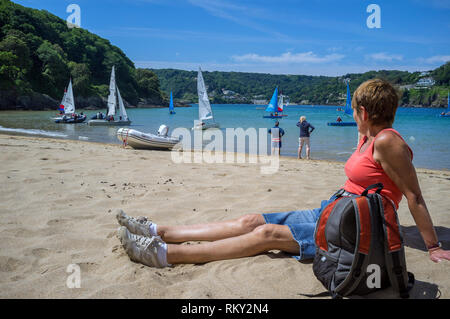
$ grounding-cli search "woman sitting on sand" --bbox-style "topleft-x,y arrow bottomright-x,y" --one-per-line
115,79 -> 450,268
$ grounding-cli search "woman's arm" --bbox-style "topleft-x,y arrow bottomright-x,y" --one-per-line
373,132 -> 449,262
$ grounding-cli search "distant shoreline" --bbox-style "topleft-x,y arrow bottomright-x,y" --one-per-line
0,104 -> 192,111
0,103 -> 446,111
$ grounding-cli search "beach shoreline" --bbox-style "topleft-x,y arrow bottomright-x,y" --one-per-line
0,133 -> 449,299
1,131 -> 448,173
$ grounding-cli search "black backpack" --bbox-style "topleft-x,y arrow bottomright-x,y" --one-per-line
310,183 -> 414,299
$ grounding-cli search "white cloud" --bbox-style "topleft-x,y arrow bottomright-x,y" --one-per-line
423,55 -> 450,64
366,52 -> 403,62
231,51 -> 345,64
135,60 -> 434,77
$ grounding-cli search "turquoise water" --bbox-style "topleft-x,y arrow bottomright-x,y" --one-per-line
0,104 -> 449,170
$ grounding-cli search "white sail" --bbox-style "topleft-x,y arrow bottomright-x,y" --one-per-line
278,95 -> 284,112
117,86 -> 128,121
64,79 -> 75,114
60,90 -> 67,107
197,67 -> 213,121
107,66 -> 117,116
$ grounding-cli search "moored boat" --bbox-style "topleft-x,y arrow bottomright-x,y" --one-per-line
169,91 -> 176,115
117,126 -> 180,150
55,114 -> 87,124
327,122 -> 357,127
53,79 -> 86,123
192,67 -> 219,130
327,79 -> 357,127
263,87 -> 288,119
88,66 -> 131,126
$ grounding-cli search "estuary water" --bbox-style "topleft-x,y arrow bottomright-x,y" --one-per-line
0,104 -> 449,170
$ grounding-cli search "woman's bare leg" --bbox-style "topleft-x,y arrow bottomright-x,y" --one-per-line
167,224 -> 299,264
158,214 -> 266,243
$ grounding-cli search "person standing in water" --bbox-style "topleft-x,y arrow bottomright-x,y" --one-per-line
268,121 -> 285,156
297,116 -> 315,159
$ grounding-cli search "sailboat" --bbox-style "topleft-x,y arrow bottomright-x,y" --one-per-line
263,87 -> 287,119
192,67 -> 219,130
54,79 -> 86,124
438,92 -> 450,118
169,91 -> 176,114
88,66 -> 131,126
327,80 -> 357,126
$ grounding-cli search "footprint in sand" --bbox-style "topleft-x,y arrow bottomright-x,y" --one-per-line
56,169 -> 73,173
0,256 -> 25,272
23,178 -> 39,183
31,248 -> 50,258
47,218 -> 69,226
12,228 -> 36,238
77,262 -> 99,273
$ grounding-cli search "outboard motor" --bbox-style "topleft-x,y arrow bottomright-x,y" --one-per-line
158,125 -> 169,137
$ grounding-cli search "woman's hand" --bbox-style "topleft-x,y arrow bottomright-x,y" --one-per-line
429,248 -> 450,263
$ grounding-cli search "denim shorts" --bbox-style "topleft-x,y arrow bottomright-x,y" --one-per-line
262,195 -> 336,261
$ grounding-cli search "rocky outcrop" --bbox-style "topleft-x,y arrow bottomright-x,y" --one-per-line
0,90 -> 58,110
74,96 -> 107,110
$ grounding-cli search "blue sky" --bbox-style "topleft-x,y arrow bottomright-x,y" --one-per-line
14,0 -> 450,76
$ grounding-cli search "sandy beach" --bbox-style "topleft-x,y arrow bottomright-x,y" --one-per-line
0,133 -> 448,299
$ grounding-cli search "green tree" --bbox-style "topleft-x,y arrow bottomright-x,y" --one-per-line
432,61 -> 450,86
36,40 -> 70,97
68,61 -> 91,97
0,33 -> 31,90
0,51 -> 20,89
136,69 -> 160,95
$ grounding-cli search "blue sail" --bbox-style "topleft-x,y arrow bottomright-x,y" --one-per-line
169,91 -> 175,114
265,87 -> 278,113
344,81 -> 352,116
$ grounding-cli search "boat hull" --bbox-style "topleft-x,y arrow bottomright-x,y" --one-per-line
55,115 -> 87,124
192,122 -> 220,130
263,115 -> 287,119
117,128 -> 180,150
327,122 -> 357,127
438,114 -> 450,118
88,119 -> 131,126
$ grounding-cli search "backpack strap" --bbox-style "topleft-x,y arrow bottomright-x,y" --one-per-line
361,183 -> 384,196
376,195 -> 415,298
334,196 -> 373,297
334,184 -> 384,297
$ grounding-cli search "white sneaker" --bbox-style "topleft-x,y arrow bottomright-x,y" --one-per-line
117,226 -> 167,268
116,209 -> 154,237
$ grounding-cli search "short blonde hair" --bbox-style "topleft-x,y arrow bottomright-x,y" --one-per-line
352,79 -> 399,126
300,116 -> 306,122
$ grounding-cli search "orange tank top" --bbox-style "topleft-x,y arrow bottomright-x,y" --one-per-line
343,128 -> 413,209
